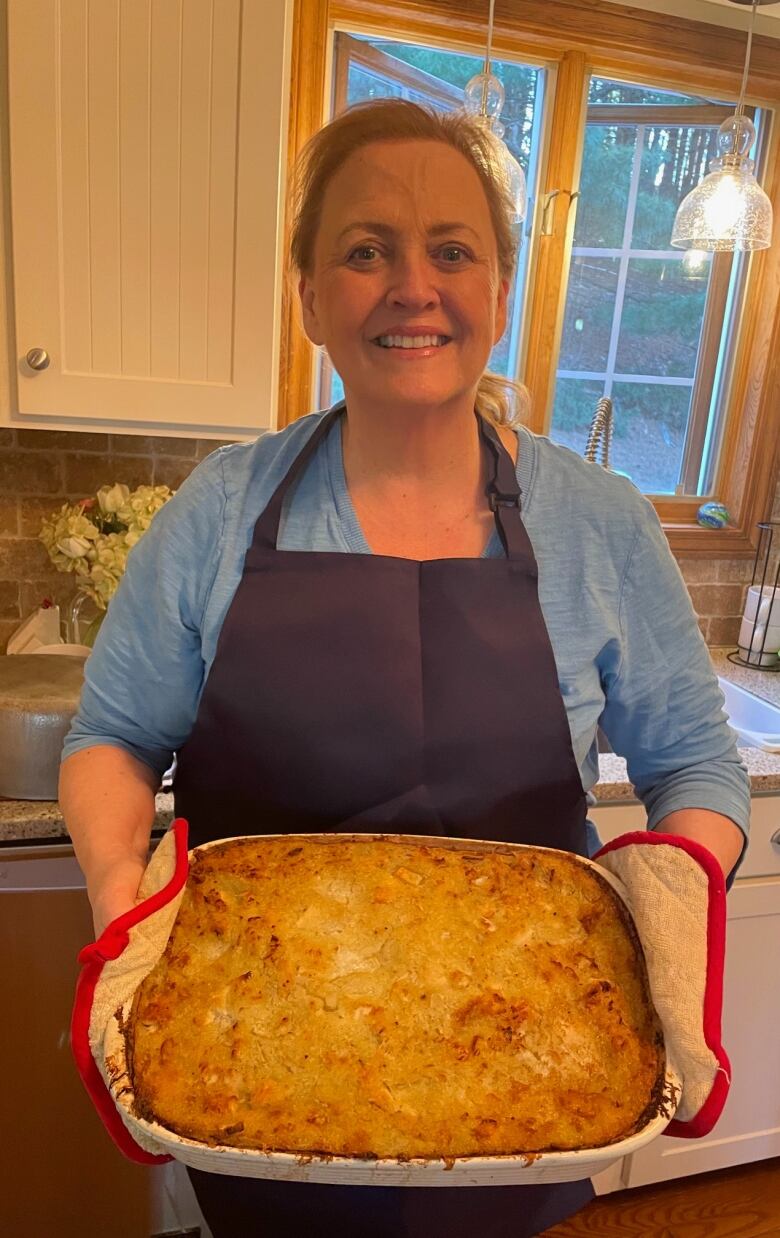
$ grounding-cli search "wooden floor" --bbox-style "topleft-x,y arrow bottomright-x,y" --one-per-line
542,1158 -> 780,1237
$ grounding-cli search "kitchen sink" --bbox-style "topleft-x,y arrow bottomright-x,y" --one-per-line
595,675 -> 780,755
718,676 -> 780,751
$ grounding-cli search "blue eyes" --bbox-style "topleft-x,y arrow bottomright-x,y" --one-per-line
348,245 -> 470,265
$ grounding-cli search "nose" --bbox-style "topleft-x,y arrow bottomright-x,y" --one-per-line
385,249 -> 441,311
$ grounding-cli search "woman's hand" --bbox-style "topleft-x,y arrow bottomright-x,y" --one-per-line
88,855 -> 147,938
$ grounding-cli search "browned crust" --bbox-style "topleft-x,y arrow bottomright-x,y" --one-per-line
125,837 -> 666,1159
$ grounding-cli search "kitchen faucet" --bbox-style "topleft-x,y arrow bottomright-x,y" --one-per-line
584,396 -> 614,470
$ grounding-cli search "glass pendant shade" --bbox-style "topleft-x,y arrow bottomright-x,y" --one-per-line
463,70 -> 528,226
671,115 -> 772,251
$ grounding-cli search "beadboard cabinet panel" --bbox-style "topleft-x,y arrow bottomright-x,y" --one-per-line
7,0 -> 293,433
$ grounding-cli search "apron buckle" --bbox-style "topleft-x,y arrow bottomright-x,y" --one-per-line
488,490 -> 521,511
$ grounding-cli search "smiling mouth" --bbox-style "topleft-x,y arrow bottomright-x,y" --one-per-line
372,334 -> 451,350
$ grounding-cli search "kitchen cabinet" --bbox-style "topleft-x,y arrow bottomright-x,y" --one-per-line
588,793 -> 780,1194
6,0 -> 293,436
0,841 -> 210,1237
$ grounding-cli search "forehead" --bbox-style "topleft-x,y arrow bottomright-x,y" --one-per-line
318,139 -> 495,239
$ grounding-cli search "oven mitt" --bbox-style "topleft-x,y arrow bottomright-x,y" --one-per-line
593,830 -> 730,1138
71,817 -> 191,1162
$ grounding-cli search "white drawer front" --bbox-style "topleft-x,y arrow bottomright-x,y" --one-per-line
589,795 -> 780,880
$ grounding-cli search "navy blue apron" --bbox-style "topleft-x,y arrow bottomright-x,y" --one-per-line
175,406 -> 594,1237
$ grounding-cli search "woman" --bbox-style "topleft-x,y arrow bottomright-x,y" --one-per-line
62,100 -> 748,1237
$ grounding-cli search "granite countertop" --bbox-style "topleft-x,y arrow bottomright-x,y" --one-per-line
0,792 -> 176,845
4,647 -> 780,844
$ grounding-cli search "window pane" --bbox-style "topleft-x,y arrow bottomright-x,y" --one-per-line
330,369 -> 345,406
550,377 -> 607,453
588,78 -> 714,106
550,74 -> 763,496
609,381 -> 691,493
573,128 -> 636,249
616,257 -> 711,379
346,66 -> 406,105
559,256 -> 620,371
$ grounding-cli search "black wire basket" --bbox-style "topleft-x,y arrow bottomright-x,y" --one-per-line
728,521 -> 780,672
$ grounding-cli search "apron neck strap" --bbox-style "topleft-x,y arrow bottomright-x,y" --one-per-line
253,406 -> 343,550
476,414 -> 526,559
252,405 -> 526,558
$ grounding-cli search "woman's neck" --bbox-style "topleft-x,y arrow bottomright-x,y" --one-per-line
337,394 -> 519,560
340,396 -> 494,496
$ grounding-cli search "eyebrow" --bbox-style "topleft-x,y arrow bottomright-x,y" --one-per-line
335,220 -> 481,243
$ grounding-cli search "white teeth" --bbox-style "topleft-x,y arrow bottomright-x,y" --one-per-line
375,334 -> 448,349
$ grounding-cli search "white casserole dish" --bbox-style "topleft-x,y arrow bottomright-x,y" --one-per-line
103,833 -> 682,1186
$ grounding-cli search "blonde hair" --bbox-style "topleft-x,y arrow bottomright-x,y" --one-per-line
289,99 -> 530,428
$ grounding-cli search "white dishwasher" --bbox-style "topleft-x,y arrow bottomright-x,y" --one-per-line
0,839 -> 205,1238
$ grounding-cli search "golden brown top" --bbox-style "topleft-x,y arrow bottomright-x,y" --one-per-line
128,836 -> 664,1159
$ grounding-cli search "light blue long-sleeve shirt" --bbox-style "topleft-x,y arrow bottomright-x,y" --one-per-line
64,406 -> 750,863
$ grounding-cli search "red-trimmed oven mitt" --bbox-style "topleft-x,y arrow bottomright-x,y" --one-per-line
70,817 -> 191,1163
593,831 -> 730,1138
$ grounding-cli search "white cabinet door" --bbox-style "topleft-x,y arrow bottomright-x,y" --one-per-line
624,876 -> 780,1187
7,0 -> 293,434
590,796 -> 780,1187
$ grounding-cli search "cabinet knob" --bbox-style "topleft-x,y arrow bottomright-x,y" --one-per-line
25,347 -> 50,371
772,828 -> 780,847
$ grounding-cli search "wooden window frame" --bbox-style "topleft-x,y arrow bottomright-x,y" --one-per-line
280,0 -> 780,559
333,32 -> 464,111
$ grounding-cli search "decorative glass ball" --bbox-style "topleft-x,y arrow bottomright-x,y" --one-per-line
696,501 -> 730,529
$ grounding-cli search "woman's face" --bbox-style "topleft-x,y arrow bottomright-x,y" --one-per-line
299,140 -> 509,417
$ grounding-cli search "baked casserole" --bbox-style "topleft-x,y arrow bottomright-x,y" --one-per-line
126,836 -> 665,1159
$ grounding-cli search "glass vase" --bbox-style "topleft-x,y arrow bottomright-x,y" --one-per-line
65,588 -> 106,647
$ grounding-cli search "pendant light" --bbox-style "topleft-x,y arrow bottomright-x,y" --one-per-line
462,0 -> 528,227
671,0 -> 773,252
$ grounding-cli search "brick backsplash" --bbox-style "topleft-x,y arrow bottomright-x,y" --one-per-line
0,428 -> 234,651
676,556 -> 762,648
0,426 -> 773,653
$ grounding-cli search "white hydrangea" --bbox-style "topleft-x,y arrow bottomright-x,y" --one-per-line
39,483 -> 175,610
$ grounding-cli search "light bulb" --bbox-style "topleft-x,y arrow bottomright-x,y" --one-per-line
702,173 -> 745,234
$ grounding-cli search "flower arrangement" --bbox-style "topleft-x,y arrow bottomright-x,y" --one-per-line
40,483 -> 175,611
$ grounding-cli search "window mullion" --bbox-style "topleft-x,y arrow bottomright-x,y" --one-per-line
602,125 -> 644,402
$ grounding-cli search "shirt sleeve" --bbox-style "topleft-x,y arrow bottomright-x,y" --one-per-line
62,451 -> 227,777
598,491 -> 750,865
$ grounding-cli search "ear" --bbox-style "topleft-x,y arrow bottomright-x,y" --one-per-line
298,275 -> 326,347
493,276 -> 510,346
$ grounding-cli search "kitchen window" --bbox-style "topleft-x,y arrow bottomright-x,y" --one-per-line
551,79 -> 765,497
283,0 -> 780,555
